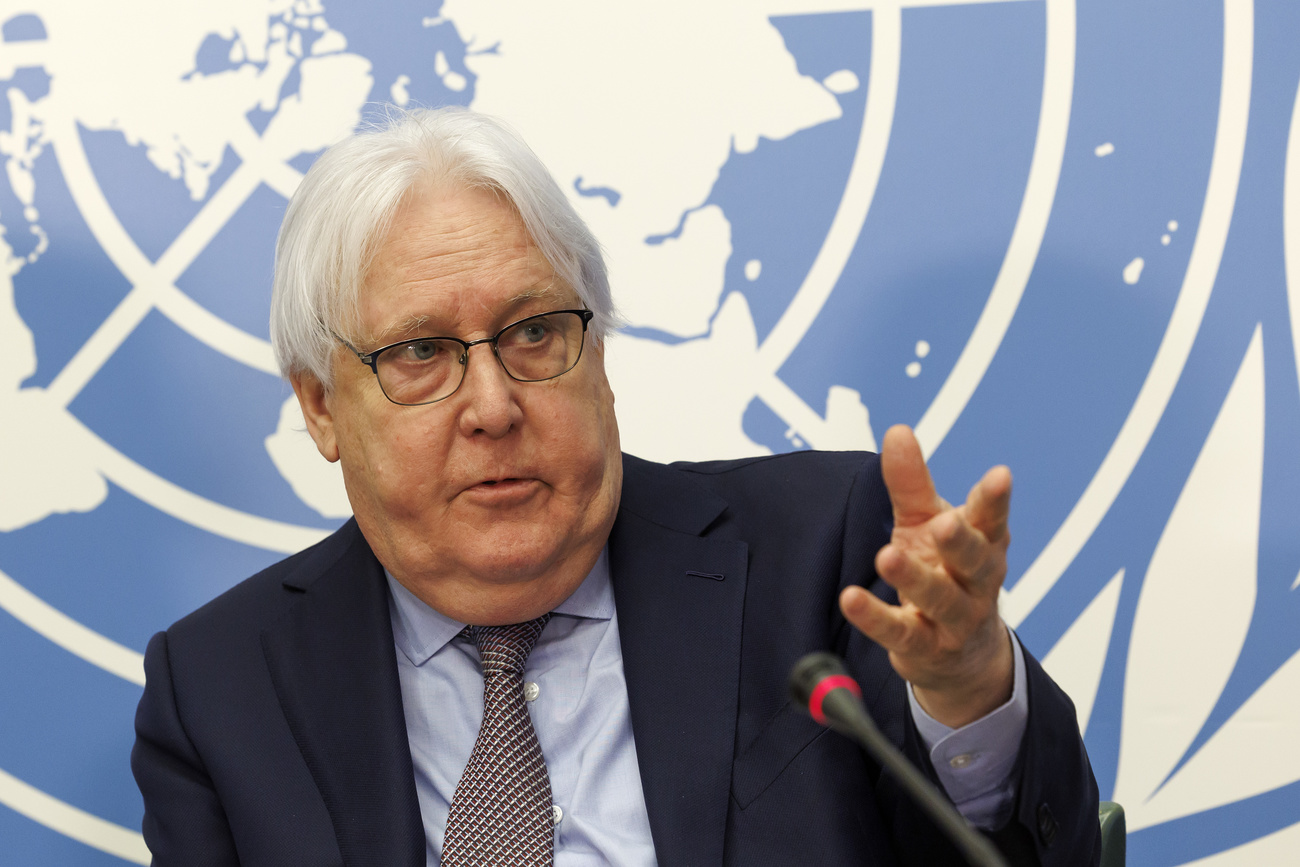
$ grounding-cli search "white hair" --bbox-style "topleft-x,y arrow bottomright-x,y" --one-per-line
270,106 -> 616,388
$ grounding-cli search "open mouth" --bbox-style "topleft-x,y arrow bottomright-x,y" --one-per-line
474,477 -> 531,489
461,477 -> 538,504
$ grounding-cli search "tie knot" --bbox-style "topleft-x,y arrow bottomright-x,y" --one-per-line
468,614 -> 551,676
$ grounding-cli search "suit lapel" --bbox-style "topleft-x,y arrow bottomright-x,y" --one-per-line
261,524 -> 424,867
611,456 -> 748,866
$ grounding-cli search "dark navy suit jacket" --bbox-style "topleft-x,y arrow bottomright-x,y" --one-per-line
132,451 -> 1100,866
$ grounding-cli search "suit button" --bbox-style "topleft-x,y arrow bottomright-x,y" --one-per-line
1037,803 -> 1058,847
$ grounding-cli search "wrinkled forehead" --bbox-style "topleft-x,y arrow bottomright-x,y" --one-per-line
353,185 -> 576,344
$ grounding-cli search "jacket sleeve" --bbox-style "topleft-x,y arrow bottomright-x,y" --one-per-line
865,647 -> 1101,867
837,454 -> 1102,866
131,630 -> 242,866
993,646 -> 1102,866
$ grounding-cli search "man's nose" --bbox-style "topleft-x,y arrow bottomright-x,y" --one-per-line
455,342 -> 522,437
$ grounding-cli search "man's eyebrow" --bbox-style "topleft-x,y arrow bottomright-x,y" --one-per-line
371,314 -> 431,346
505,283 -> 564,306
369,283 -> 571,345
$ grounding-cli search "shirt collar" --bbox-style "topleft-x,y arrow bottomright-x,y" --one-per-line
386,547 -> 614,666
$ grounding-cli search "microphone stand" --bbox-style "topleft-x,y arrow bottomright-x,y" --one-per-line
790,653 -> 1009,867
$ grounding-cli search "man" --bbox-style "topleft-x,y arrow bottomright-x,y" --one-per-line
132,108 -> 1099,866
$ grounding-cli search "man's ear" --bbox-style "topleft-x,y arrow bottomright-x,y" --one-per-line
587,335 -> 614,405
291,370 -> 340,463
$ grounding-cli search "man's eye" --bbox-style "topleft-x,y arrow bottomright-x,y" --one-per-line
518,322 -> 551,343
403,340 -> 444,361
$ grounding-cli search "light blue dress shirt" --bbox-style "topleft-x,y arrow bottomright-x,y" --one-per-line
387,549 -> 1027,865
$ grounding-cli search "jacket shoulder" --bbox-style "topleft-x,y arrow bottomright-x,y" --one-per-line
623,450 -> 881,517
670,449 -> 878,485
164,519 -> 367,643
669,449 -> 876,475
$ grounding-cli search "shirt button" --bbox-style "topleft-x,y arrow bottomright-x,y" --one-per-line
948,753 -> 975,769
524,681 -> 540,702
552,805 -> 564,825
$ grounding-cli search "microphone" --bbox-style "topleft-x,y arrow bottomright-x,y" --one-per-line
788,653 -> 1009,867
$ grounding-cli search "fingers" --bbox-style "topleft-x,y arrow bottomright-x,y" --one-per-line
840,584 -> 914,650
965,464 -> 1012,542
930,511 -> 992,586
872,499 -> 1008,623
875,540 -> 973,624
840,583 -> 960,674
844,580 -> 1014,724
880,425 -> 943,528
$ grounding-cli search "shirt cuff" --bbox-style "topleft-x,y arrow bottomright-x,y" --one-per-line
907,625 -> 1028,829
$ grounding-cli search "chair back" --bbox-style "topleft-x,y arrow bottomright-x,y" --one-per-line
1099,801 -> 1126,867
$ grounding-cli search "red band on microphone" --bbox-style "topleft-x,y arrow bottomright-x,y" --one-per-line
808,674 -> 863,725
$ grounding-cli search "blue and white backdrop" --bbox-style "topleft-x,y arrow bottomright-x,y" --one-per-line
0,0 -> 1297,864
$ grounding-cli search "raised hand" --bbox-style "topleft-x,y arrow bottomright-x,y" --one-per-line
840,425 -> 1015,728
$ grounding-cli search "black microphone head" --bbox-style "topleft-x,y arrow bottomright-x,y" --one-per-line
787,652 -> 849,708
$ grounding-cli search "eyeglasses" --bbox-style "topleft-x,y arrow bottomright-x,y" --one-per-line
336,309 -> 594,406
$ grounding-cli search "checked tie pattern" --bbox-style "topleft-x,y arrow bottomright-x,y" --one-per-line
443,614 -> 554,867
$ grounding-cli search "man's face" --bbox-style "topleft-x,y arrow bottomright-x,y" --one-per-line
294,183 -> 622,624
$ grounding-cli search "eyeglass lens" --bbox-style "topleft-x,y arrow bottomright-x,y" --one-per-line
375,310 -> 587,405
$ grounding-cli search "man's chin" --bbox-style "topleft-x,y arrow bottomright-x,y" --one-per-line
458,537 -> 569,584
462,518 -> 609,589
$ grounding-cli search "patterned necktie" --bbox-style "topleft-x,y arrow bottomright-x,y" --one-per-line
442,614 -> 554,867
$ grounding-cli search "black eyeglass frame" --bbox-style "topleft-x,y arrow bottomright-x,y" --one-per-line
334,308 -> 595,406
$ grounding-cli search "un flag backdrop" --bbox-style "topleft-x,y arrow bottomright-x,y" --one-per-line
0,0 -> 1298,863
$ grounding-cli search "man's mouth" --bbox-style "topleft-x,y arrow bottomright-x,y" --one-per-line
465,476 -> 538,497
